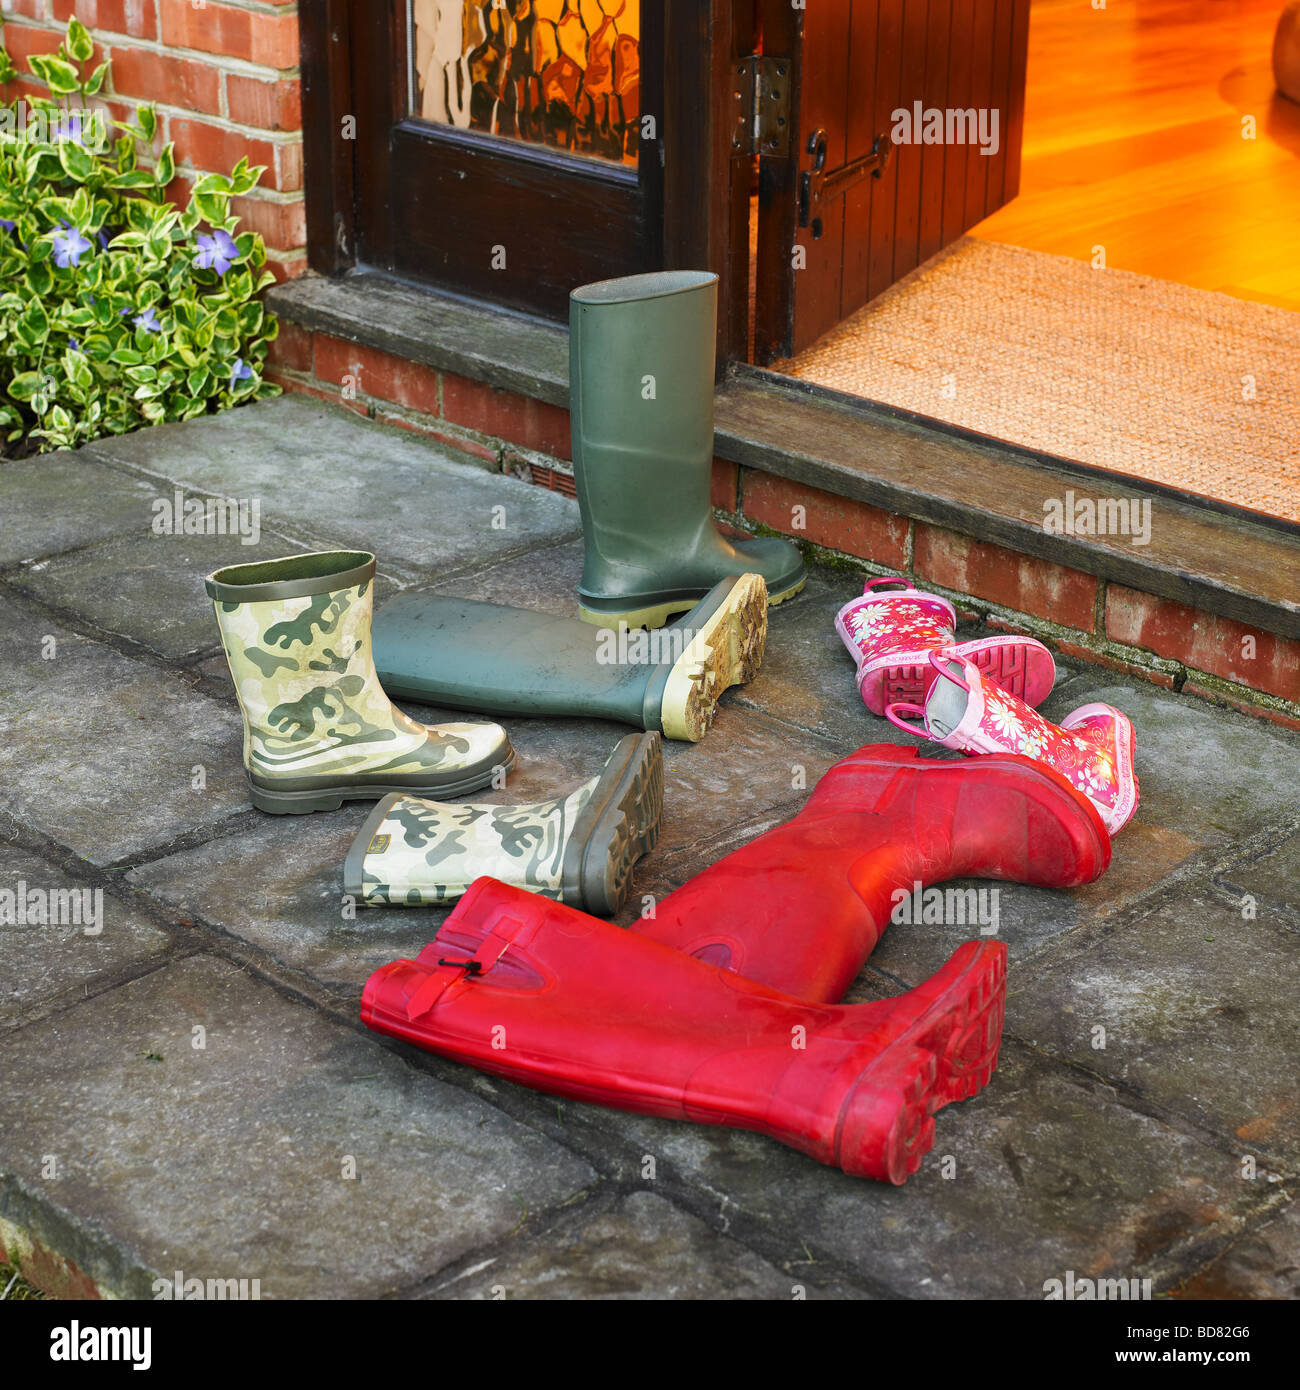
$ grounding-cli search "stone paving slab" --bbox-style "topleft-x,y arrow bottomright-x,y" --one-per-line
422,1190 -> 852,1300
0,598 -> 248,865
1217,828 -> 1300,931
0,842 -> 173,1029
82,396 -> 582,580
1173,1202 -> 1300,1299
9,527 -> 319,663
0,954 -> 597,1299
128,807 -> 446,994
548,1041 -> 1269,1299
1009,888 -> 1300,1164
0,453 -> 161,569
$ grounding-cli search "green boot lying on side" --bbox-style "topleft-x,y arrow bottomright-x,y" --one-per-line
372,572 -> 768,744
344,732 -> 663,917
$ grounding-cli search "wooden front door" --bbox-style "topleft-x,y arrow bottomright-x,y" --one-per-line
343,2 -> 665,321
753,0 -> 1030,362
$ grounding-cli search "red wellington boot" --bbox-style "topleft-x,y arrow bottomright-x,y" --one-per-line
362,878 -> 1007,1184
635,744 -> 1110,1003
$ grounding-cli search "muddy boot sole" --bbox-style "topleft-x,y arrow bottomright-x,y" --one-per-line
659,574 -> 769,742
563,731 -> 664,916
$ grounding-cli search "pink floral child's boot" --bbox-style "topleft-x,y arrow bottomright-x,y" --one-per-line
884,650 -> 1139,835
836,577 -> 1056,716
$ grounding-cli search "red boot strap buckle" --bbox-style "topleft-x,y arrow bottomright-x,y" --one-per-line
406,914 -> 528,1021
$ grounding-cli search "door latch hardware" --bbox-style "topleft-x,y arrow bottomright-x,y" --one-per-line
798,128 -> 892,234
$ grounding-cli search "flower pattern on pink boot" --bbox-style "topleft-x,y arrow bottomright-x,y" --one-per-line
884,651 -> 1139,835
835,576 -> 1057,715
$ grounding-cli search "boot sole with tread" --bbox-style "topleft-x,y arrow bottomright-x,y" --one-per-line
564,731 -> 664,915
660,573 -> 769,742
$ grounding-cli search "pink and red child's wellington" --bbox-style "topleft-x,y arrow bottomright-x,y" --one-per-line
836,576 -> 1057,716
886,651 -> 1139,835
361,879 -> 1007,1185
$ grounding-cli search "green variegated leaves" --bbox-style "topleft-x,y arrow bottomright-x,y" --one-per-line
0,16 -> 278,456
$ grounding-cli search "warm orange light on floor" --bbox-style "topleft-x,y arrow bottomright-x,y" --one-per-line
972,0 -> 1300,313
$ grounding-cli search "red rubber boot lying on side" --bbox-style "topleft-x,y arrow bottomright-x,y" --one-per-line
635,743 -> 1110,1003
362,879 -> 1007,1184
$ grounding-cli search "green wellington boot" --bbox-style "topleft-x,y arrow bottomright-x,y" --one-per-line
206,550 -> 514,814
570,270 -> 806,627
344,732 -> 663,916
372,572 -> 767,743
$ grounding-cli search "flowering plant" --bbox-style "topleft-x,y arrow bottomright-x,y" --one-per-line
0,16 -> 280,456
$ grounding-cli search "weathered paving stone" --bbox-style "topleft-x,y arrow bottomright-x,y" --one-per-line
1216,828 -> 1300,929
427,536 -> 586,617
83,396 -> 582,578
548,1042 -> 1265,1298
129,805 -> 451,994
1009,889 -> 1300,1163
1173,1203 -> 1300,1299
0,843 -> 172,1028
731,569 -> 911,751
0,600 -> 248,864
10,526 -> 315,662
0,954 -> 596,1299
0,453 -> 160,568
424,1190 -> 855,1300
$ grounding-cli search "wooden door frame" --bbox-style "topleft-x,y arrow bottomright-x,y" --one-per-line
299,1 -> 746,367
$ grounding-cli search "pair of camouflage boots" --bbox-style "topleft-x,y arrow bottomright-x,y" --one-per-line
205,547 -> 769,915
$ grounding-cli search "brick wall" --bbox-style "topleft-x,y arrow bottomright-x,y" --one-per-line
1,0 -> 304,280
268,322 -> 1300,731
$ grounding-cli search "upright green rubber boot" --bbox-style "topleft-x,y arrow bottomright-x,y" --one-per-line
372,572 -> 768,743
206,550 -> 514,814
344,732 -> 663,916
570,270 -> 805,627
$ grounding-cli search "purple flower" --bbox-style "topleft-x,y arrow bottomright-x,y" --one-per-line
195,229 -> 239,276
229,358 -> 254,390
51,223 -> 92,269
133,307 -> 162,334
0,219 -> 15,234
52,114 -> 85,145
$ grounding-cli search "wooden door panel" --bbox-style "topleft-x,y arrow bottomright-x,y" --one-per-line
841,0 -> 881,314
865,0 -> 905,304
941,0 -> 976,247
793,0 -> 856,353
891,0 -> 932,285
756,0 -> 1030,360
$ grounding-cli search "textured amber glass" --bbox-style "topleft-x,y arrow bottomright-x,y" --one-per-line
410,1 -> 641,165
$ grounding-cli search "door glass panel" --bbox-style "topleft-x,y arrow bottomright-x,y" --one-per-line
408,1 -> 640,165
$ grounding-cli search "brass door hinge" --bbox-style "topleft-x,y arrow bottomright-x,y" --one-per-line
731,55 -> 792,158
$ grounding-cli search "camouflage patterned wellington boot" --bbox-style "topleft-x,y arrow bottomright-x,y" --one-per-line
206,550 -> 515,814
343,731 -> 662,915
373,572 -> 768,743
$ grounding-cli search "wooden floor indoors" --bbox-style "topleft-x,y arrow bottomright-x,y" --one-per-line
972,0 -> 1300,314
